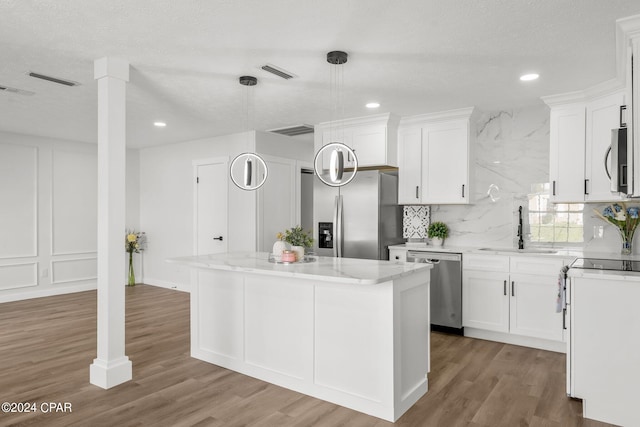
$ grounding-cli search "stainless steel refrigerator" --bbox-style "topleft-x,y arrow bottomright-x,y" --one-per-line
313,170 -> 403,260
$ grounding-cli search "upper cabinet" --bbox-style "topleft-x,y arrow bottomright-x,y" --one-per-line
544,87 -> 627,203
314,113 -> 399,169
586,91 -> 626,201
617,15 -> 640,197
398,107 -> 476,205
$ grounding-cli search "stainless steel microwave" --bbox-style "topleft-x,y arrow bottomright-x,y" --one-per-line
608,127 -> 628,194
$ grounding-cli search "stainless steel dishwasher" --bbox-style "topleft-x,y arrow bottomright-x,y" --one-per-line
407,250 -> 463,334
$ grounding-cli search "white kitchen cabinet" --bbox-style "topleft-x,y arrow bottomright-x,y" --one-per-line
585,90 -> 626,201
388,248 -> 407,262
545,87 -> 627,203
463,254 -> 565,344
315,113 -> 399,169
509,273 -> 563,341
548,102 -> 586,203
398,107 -> 475,205
422,120 -> 470,203
462,269 -> 509,332
397,128 -> 422,204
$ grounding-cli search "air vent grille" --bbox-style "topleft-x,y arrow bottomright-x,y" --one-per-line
261,64 -> 296,80
0,84 -> 35,96
28,72 -> 79,87
269,124 -> 314,137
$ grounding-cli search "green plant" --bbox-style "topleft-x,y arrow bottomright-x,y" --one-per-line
277,225 -> 313,248
427,221 -> 449,239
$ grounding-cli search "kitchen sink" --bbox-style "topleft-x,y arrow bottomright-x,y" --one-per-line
478,247 -> 558,254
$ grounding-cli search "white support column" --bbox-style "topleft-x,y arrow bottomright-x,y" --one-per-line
90,57 -> 132,389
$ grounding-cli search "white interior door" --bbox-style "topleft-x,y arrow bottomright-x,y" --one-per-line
195,159 -> 228,255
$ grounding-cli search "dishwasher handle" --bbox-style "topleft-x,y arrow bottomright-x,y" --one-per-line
406,251 -> 462,262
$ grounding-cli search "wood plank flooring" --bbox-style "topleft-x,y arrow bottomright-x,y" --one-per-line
0,285 -> 615,427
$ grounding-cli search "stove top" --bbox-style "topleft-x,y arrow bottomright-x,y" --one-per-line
570,257 -> 640,272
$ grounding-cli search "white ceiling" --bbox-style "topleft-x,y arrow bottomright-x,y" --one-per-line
2,1 -> 640,148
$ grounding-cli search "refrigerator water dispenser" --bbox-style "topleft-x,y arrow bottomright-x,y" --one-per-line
318,222 -> 333,249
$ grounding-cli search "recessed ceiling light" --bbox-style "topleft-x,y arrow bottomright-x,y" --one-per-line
366,102 -> 380,109
154,121 -> 167,127
520,73 -> 539,81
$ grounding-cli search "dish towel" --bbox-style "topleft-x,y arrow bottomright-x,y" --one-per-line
557,265 -> 569,313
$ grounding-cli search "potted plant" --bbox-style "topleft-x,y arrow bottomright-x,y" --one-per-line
276,226 -> 313,261
427,222 -> 449,246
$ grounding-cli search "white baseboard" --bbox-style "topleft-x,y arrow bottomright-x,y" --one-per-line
464,327 -> 567,353
0,282 -> 97,303
143,277 -> 190,293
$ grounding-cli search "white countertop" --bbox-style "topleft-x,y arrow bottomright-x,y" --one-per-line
389,243 -> 629,260
568,267 -> 640,281
167,252 -> 432,285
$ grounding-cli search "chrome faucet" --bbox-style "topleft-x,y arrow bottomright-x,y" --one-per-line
518,206 -> 524,250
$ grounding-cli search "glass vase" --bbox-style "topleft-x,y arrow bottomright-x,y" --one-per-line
620,230 -> 634,256
128,251 -> 135,286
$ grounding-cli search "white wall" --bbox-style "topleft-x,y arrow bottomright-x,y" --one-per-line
138,130 -> 312,292
0,131 -> 140,302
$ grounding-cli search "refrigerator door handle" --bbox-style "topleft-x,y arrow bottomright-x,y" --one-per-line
333,195 -> 339,257
337,195 -> 344,257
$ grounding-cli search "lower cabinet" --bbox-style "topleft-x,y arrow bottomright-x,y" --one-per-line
389,248 -> 407,262
463,254 -> 566,344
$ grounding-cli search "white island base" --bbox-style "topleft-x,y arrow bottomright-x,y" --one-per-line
175,253 -> 431,422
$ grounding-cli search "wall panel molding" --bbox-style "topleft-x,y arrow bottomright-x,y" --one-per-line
51,257 -> 97,284
0,143 -> 38,259
50,149 -> 97,256
0,262 -> 38,290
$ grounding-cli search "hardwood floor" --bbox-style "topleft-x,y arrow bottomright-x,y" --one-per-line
0,285 -> 614,427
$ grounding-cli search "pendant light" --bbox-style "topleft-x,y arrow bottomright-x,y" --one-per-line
314,51 -> 358,187
230,76 -> 268,191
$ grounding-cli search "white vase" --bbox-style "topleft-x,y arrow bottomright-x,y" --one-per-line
272,241 -> 290,259
291,245 -> 305,261
432,237 -> 444,246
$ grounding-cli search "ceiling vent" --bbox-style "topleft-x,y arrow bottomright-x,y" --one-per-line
269,124 -> 314,136
27,71 -> 80,87
0,84 -> 35,96
260,64 -> 296,80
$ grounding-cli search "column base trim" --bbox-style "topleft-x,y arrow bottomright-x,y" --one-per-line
89,356 -> 132,389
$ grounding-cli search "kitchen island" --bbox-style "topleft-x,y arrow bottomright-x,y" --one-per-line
167,252 -> 432,422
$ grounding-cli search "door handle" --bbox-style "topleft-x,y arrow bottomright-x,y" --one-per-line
604,145 -> 612,180
511,281 -> 515,296
584,179 -> 589,195
461,184 -> 465,198
563,308 -> 567,330
416,186 -> 419,199
213,236 -> 223,241
552,180 -> 556,196
503,280 -> 507,296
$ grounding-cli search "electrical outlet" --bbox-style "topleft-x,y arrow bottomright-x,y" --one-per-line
41,268 -> 48,278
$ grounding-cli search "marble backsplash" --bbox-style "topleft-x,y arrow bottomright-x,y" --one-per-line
429,106 -> 549,248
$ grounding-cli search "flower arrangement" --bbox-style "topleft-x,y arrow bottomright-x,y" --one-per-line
125,230 -> 146,286
126,231 -> 145,254
427,221 -> 449,239
593,203 -> 640,255
277,226 -> 313,248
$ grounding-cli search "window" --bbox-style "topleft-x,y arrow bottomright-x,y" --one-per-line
528,183 -> 583,243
